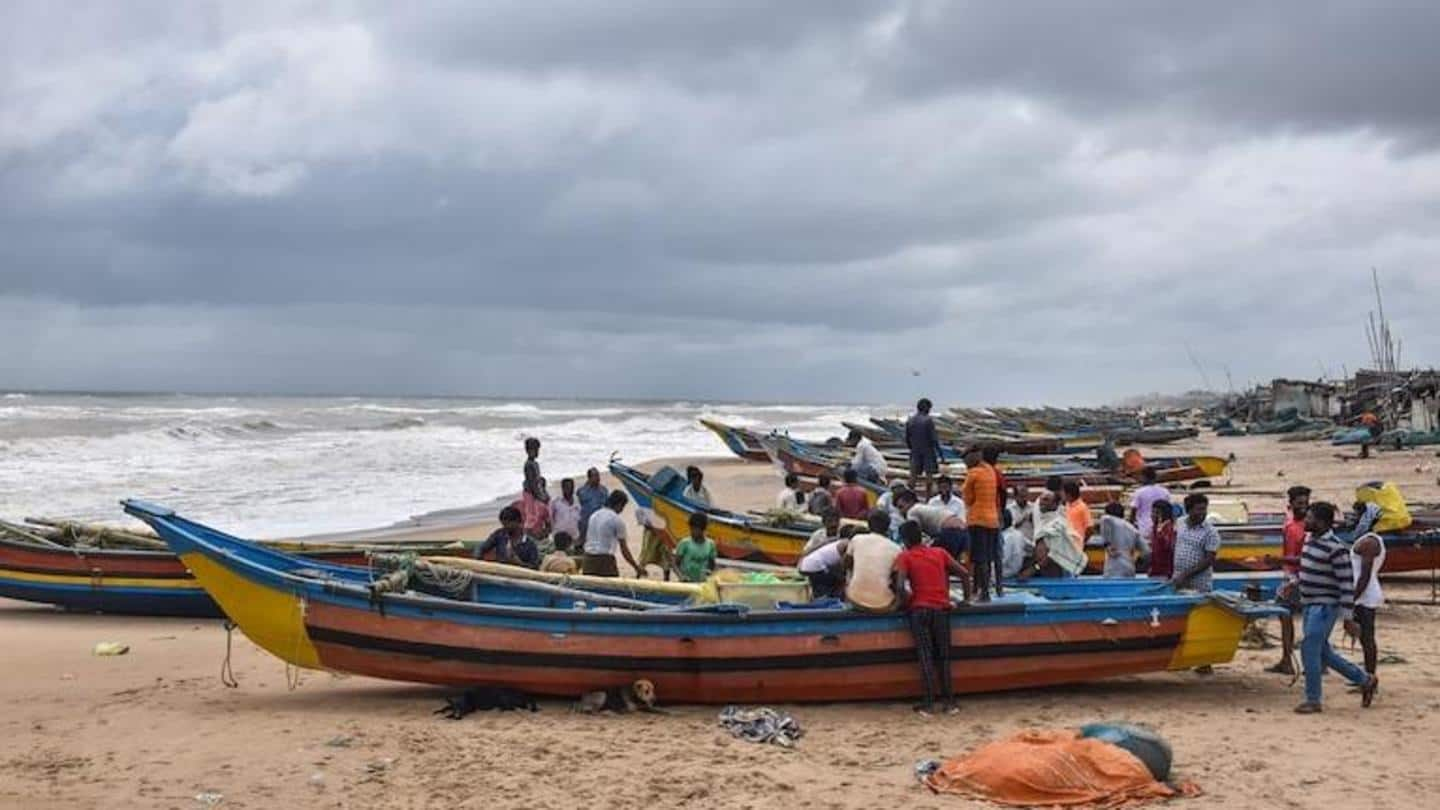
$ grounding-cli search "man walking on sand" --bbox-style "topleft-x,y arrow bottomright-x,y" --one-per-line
1265,485 -> 1310,676
1294,502 -> 1377,713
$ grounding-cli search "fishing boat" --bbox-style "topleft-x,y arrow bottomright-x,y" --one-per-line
615,462 -> 814,565
761,435 -> 1126,504
0,519 -> 451,617
125,499 -> 1283,703
0,531 -> 381,617
697,419 -> 771,462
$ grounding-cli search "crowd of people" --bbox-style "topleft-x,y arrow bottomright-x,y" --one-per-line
494,416 -> 1387,715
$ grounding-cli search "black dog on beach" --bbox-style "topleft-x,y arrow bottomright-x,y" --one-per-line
434,686 -> 539,719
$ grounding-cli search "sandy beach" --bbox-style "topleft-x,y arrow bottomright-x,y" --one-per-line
5,433 -> 1440,809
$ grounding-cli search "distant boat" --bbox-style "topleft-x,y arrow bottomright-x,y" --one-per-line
697,418 -> 771,462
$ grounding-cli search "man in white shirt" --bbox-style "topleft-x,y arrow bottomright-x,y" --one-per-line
1021,492 -> 1086,578
775,473 -> 806,512
798,535 -> 849,599
927,474 -> 966,522
803,509 -> 843,555
682,465 -> 713,507
874,481 -> 908,537
582,491 -> 643,578
851,436 -> 888,483
1007,483 -> 1035,542
548,477 -> 583,542
845,510 -> 901,611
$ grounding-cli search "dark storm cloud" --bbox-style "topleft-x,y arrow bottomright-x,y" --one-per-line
1,1 -> 1438,403
878,2 -> 1440,146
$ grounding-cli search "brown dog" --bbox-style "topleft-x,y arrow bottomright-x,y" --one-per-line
574,679 -> 662,714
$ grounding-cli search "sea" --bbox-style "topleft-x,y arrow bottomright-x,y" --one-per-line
0,392 -> 886,538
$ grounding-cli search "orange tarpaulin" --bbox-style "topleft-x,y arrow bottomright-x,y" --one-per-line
924,729 -> 1197,808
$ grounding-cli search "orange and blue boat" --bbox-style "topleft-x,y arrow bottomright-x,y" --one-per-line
0,531 -> 393,617
125,499 -> 1283,703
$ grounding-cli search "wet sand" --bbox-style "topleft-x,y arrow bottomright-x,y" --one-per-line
4,433 -> 1440,808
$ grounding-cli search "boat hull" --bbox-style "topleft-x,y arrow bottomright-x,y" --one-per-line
128,500 -> 1270,703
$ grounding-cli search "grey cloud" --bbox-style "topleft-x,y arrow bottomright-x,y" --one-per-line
877,2 -> 1440,146
2,2 -> 1439,403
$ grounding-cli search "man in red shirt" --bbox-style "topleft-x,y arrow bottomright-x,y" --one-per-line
833,468 -> 872,520
894,519 -> 971,715
1265,485 -> 1311,675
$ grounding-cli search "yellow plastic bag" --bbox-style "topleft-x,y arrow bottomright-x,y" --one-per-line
1355,482 -> 1412,533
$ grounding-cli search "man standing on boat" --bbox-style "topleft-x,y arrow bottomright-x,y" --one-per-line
582,491 -> 643,578
960,447 -> 1002,601
905,399 -> 944,498
576,468 -> 608,545
1294,502 -> 1376,713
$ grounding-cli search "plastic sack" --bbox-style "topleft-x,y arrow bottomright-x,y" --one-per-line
1355,482 -> 1412,533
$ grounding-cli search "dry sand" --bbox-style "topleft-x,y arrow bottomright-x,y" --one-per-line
4,433 -> 1440,809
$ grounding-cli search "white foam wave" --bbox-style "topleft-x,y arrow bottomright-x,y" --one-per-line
0,394 -> 877,536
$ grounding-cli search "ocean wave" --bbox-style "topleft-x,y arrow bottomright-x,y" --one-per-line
2,393 -> 28,400
371,416 -> 428,430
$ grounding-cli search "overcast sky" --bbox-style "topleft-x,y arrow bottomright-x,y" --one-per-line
3,1 -> 1438,404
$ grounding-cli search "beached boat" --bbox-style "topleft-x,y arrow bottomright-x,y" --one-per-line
0,521 -> 460,617
125,499 -> 1282,703
761,435 -> 1127,504
615,462 -> 814,566
697,419 -> 771,462
0,531 -> 380,617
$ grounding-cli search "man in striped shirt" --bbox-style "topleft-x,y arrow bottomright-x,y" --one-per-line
1295,501 -> 1378,714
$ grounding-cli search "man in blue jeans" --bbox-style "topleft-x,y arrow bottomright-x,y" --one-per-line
1294,501 -> 1378,714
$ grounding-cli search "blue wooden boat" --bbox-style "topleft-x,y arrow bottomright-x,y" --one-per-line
125,500 -> 1283,703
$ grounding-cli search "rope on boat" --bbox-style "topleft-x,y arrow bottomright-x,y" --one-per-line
285,596 -> 308,691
